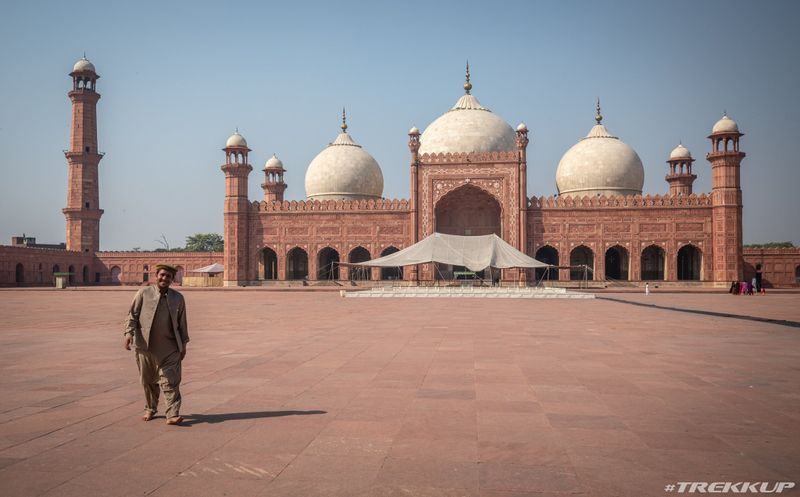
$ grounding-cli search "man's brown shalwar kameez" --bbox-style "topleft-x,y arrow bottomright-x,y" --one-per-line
125,285 -> 189,419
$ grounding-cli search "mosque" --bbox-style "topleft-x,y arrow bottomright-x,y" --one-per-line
1,57 -> 799,287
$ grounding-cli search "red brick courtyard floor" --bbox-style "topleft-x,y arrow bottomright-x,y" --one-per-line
0,289 -> 798,497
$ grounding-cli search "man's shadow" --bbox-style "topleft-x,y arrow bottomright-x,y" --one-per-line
181,410 -> 326,426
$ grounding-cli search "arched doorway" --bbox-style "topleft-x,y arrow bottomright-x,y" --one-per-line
605,245 -> 629,281
349,246 -> 371,280
15,263 -> 24,285
677,245 -> 702,280
434,184 -> 501,281
641,245 -> 665,280
287,247 -> 308,280
570,246 -> 594,281
175,266 -> 184,285
795,265 -> 800,284
535,246 -> 559,281
262,247 -> 278,280
52,264 -> 60,284
380,246 -> 402,280
435,184 -> 502,236
317,247 -> 340,280
68,265 -> 75,284
111,266 -> 121,283
82,266 -> 89,284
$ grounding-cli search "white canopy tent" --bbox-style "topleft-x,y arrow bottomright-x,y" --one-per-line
351,232 -> 550,272
189,263 -> 225,274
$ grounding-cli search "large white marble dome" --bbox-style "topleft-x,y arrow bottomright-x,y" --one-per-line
305,125 -> 384,201
419,92 -> 516,155
556,118 -> 644,198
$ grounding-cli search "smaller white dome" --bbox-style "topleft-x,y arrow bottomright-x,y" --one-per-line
264,154 -> 284,170
669,143 -> 691,160
409,126 -> 420,135
516,122 -> 527,132
712,114 -> 739,134
305,129 -> 384,201
73,57 -> 96,73
225,131 -> 247,148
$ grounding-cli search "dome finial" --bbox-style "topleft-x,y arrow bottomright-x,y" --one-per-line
595,97 -> 603,124
341,107 -> 348,132
464,60 -> 472,95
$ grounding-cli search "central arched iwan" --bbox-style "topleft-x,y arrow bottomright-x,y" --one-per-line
434,184 -> 501,237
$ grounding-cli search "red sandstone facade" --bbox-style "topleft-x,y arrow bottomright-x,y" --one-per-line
224,120 -> 797,288
0,60 -> 798,288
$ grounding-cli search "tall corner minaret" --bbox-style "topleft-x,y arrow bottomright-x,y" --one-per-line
63,56 -> 103,253
665,143 -> 696,195
515,121 -> 529,252
261,154 -> 287,202
707,112 -> 745,282
221,130 -> 252,286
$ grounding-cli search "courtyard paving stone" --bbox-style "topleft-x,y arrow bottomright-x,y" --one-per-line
0,289 -> 798,496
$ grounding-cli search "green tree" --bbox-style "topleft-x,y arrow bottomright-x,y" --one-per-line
185,233 -> 224,252
744,241 -> 795,249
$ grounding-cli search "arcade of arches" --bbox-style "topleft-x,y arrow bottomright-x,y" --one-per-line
258,245 -> 407,283
154,239 -> 707,286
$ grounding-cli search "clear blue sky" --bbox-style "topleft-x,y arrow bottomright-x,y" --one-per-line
1,0 -> 798,250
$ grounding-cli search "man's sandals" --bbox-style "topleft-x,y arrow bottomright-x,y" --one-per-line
166,416 -> 184,425
142,411 -> 155,422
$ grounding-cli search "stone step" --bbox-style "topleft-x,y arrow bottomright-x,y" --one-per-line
344,287 -> 594,299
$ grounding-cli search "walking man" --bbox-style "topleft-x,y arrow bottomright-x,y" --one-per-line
124,264 -> 189,425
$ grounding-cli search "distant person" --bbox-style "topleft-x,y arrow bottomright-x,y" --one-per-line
123,264 -> 189,425
729,281 -> 738,295
739,280 -> 747,295
645,282 -> 650,296
751,277 -> 757,295
755,266 -> 764,294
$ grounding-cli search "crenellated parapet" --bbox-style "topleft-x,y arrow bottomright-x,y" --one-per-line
255,198 -> 411,212
419,150 -> 520,164
530,193 -> 712,209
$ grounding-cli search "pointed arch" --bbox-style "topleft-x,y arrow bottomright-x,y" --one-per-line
535,245 -> 559,281
569,245 -> 594,281
261,247 -> 278,280
348,246 -> 371,280
317,247 -> 340,280
605,245 -> 629,281
286,247 -> 308,280
434,184 -> 501,236
380,246 -> 402,280
641,245 -> 665,280
677,244 -> 702,281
